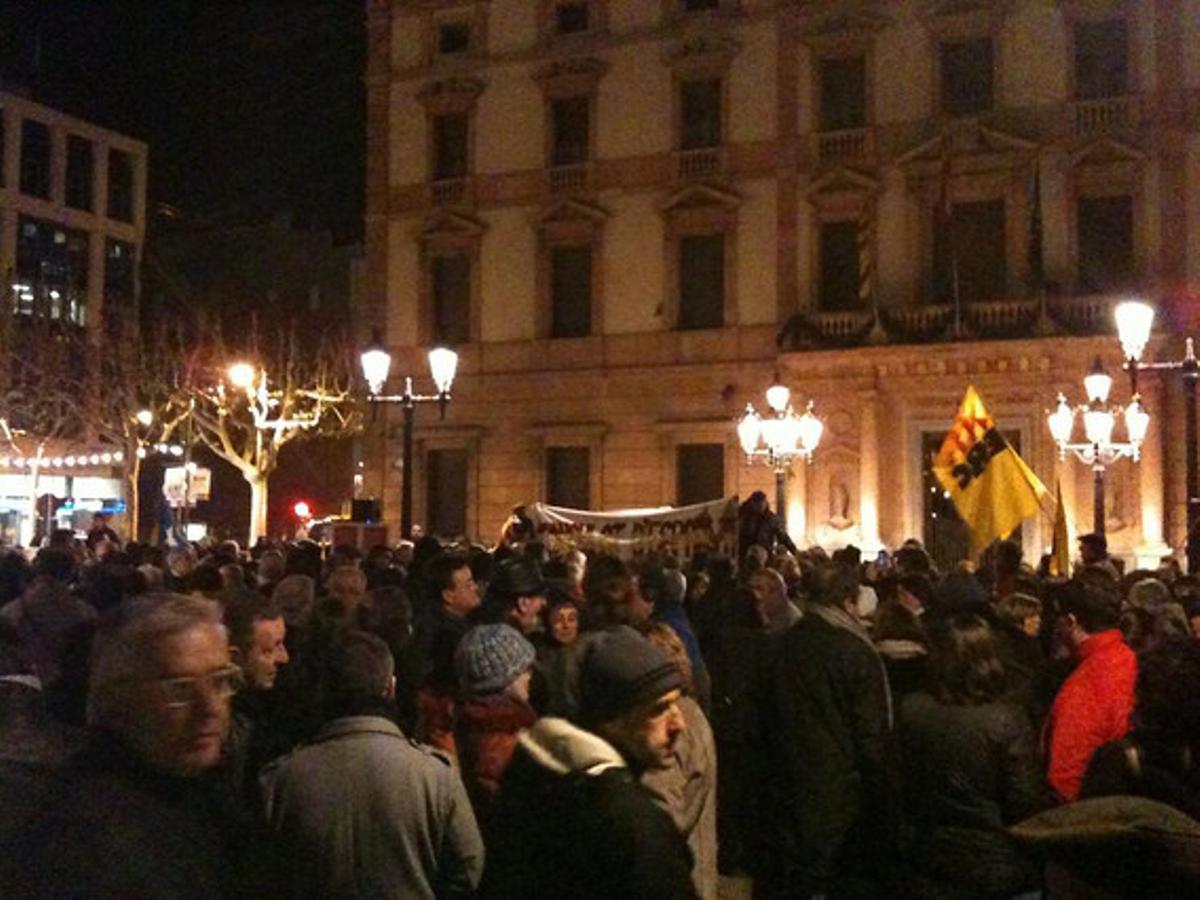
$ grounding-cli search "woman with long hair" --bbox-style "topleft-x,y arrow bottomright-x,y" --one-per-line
898,614 -> 1047,898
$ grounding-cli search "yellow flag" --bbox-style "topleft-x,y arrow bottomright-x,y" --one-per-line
1049,481 -> 1071,577
932,386 -> 1047,552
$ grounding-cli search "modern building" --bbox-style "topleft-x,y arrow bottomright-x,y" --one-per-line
364,0 -> 1200,569
0,87 -> 148,543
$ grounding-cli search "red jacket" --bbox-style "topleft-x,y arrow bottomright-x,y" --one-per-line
454,695 -> 537,819
1045,630 -> 1137,802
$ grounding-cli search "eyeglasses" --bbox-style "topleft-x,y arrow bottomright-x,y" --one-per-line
149,665 -> 244,708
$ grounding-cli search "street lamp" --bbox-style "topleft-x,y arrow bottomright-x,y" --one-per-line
1047,357 -> 1149,538
737,382 -> 823,529
1115,299 -> 1199,572
360,339 -> 458,539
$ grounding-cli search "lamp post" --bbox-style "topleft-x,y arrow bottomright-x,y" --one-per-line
736,382 -> 823,530
360,341 -> 458,540
1047,357 -> 1149,538
1114,300 -> 1199,572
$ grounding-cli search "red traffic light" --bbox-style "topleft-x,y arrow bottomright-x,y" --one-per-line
293,500 -> 313,520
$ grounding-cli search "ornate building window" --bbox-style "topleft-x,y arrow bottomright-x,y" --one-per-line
661,183 -> 740,331
806,167 -> 879,314
676,443 -> 724,505
539,1 -> 607,40
922,1 -> 1008,120
534,57 -> 607,194
537,198 -> 608,339
418,209 -> 485,345
418,77 -> 485,206
424,3 -> 487,64
546,446 -> 591,509
665,34 -> 737,181
1063,1 -> 1139,136
1068,137 -> 1145,296
802,7 -> 886,166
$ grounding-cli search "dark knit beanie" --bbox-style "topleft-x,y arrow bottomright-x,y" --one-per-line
455,624 -> 536,697
578,626 -> 684,727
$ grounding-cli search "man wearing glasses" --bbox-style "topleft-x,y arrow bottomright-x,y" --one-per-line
3,593 -> 251,898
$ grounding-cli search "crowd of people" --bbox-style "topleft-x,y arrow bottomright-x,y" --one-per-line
1,498 -> 1199,898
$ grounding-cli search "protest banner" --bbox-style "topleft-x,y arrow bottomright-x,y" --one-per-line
526,497 -> 738,559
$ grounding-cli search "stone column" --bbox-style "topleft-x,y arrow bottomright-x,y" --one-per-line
1135,375 -> 1173,566
786,459 -> 807,548
859,389 -> 883,552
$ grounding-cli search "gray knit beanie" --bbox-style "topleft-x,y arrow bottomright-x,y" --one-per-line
455,624 -> 536,697
578,626 -> 684,727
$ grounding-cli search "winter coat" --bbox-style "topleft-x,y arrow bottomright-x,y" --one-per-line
993,621 -> 1051,728
482,717 -> 697,899
1082,734 -> 1200,822
898,691 -> 1046,898
0,580 -> 96,687
260,714 -> 484,899
642,696 -> 719,899
454,694 -> 538,833
1011,795 -> 1200,898
765,610 -> 896,893
876,639 -> 929,704
1045,630 -> 1137,801
0,731 -> 241,899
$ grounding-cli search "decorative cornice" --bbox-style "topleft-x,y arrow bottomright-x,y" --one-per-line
659,181 -> 742,214
532,56 -> 610,96
806,165 -> 881,198
537,197 -> 612,228
1070,135 -> 1147,168
416,76 -> 487,112
416,208 -> 488,241
662,34 -> 740,73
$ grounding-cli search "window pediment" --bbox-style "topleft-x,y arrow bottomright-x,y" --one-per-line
417,76 -> 486,114
1070,136 -> 1145,169
663,34 -> 740,76
801,6 -> 891,50
533,56 -> 609,97
921,0 -> 1012,37
417,209 -> 487,243
897,122 -> 1036,176
538,197 -> 611,230
660,182 -> 741,215
806,166 -> 880,200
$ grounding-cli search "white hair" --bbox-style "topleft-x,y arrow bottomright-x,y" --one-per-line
87,592 -> 224,727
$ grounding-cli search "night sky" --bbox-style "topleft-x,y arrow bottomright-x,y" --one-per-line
1,0 -> 366,244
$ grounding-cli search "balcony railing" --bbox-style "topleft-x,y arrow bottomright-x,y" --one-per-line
430,177 -> 468,206
779,294 -> 1131,352
548,163 -> 589,194
816,127 -> 870,165
677,147 -> 723,180
1074,96 -> 1133,136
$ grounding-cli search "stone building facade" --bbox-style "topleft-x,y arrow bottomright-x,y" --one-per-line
364,0 -> 1200,567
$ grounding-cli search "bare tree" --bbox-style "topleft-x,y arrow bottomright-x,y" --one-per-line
89,317 -> 194,539
0,311 -> 90,545
180,317 -> 358,544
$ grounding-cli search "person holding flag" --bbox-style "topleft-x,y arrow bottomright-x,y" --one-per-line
932,386 -> 1048,554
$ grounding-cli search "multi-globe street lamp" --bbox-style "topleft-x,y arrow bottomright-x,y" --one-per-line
360,342 -> 458,540
1047,358 -> 1149,538
737,383 -> 823,529
1114,300 -> 1200,572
